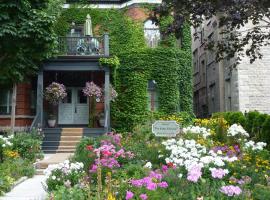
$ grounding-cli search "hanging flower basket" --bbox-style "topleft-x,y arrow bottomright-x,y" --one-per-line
83,82 -> 102,127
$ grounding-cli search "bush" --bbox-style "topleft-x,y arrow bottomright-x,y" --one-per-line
261,116 -> 270,149
72,137 -> 99,172
252,113 -> 268,139
11,131 -> 43,161
49,186 -> 88,200
245,111 -> 260,134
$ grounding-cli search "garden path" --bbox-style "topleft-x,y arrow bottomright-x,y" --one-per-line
0,175 -> 47,200
1,153 -> 73,200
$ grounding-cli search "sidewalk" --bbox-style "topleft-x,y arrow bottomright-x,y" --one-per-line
0,175 -> 47,200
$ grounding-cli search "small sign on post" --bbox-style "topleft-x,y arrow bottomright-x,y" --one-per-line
152,120 -> 180,137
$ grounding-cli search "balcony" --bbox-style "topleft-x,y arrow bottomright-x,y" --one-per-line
66,0 -> 129,3
57,34 -> 109,57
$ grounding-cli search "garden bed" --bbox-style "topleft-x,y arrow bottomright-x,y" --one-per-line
43,115 -> 270,199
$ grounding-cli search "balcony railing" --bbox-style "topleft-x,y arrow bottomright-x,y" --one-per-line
57,34 -> 109,57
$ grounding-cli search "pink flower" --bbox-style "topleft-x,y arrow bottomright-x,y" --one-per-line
162,165 -> 168,173
220,185 -> 242,196
158,181 -> 168,188
126,191 -> 134,200
146,182 -> 157,190
139,194 -> 148,200
187,165 -> 202,183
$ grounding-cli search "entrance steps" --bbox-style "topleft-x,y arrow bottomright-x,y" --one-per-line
42,128 -> 84,153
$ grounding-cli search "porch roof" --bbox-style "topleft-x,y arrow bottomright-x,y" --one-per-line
42,57 -> 110,72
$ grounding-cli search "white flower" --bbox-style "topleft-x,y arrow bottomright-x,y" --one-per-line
227,124 -> 249,137
183,125 -> 211,138
158,154 -> 164,158
52,176 -> 56,180
144,162 -> 152,169
178,173 -> 183,178
244,140 -> 267,151
2,144 -> 6,148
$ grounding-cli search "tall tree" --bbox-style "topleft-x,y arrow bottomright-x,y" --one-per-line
154,0 -> 270,64
0,0 -> 61,85
0,0 -> 62,132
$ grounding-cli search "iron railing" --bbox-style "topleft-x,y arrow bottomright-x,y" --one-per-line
57,34 -> 109,56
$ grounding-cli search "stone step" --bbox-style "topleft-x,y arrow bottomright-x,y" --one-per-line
35,153 -> 73,170
60,136 -> 82,141
35,169 -> 44,175
59,140 -> 80,146
60,131 -> 83,136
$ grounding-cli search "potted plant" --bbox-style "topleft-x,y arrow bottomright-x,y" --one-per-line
97,112 -> 105,127
44,82 -> 67,128
47,114 -> 57,128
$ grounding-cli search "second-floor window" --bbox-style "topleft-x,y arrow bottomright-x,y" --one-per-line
144,20 -> 160,48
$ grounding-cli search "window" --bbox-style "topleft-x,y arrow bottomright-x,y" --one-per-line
144,20 -> 160,48
147,80 -> 159,111
0,89 -> 12,115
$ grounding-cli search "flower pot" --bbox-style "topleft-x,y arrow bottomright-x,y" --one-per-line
48,119 -> 56,128
99,118 -> 105,127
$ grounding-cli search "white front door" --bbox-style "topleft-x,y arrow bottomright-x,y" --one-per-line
58,88 -> 89,125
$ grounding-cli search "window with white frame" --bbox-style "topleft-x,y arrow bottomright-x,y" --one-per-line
0,89 -> 12,115
144,20 -> 160,48
147,80 -> 159,111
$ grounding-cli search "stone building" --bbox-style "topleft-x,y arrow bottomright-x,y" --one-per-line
192,16 -> 270,118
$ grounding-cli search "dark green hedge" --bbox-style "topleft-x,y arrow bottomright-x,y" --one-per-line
213,111 -> 270,149
54,7 -> 193,131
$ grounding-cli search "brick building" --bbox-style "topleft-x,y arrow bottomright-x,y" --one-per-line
0,0 -> 162,131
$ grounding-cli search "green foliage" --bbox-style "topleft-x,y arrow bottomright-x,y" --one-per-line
261,116 -> 270,149
246,111 -> 261,135
0,158 -> 35,195
49,186 -> 89,200
0,0 -> 60,84
72,137 -> 98,172
11,131 -> 43,161
54,7 -> 193,132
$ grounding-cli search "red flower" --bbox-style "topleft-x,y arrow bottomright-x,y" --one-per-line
167,162 -> 175,168
86,145 -> 94,151
102,150 -> 112,157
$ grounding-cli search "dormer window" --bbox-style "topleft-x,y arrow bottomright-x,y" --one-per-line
144,20 -> 160,48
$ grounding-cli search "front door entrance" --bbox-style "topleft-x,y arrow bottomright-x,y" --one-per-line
58,87 -> 89,125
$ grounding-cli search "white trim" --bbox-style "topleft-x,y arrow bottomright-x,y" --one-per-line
63,0 -> 161,9
0,115 -> 35,119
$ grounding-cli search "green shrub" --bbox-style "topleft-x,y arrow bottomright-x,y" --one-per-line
49,186 -> 88,200
11,131 -> 43,161
261,116 -> 270,149
246,111 -> 260,134
252,113 -> 268,139
72,137 -> 99,172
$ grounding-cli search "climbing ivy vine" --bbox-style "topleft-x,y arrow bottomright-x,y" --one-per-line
54,6 -> 192,131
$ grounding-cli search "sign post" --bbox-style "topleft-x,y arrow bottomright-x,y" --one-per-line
152,120 -> 180,137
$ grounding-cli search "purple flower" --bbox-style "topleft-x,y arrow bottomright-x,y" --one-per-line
158,181 -> 168,188
126,191 -> 134,200
187,165 -> 202,183
139,194 -> 148,200
210,168 -> 229,179
162,165 -> 168,173
44,82 -> 67,105
131,179 -> 144,187
220,185 -> 242,196
149,171 -> 163,180
83,81 -> 102,98
146,182 -> 157,190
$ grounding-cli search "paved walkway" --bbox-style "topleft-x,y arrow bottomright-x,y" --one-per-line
0,175 -> 47,200
1,153 -> 73,200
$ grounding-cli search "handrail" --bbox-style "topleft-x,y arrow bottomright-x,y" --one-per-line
57,35 -> 108,56
30,112 -> 40,131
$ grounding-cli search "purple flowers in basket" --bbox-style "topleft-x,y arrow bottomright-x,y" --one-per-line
82,81 -> 118,101
44,82 -> 67,105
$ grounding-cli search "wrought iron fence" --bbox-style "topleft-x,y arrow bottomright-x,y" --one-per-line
57,36 -> 106,56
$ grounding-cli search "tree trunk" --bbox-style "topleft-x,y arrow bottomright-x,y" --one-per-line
10,83 -> 17,134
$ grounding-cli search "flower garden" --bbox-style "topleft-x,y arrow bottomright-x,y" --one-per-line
0,131 -> 43,195
43,114 -> 270,200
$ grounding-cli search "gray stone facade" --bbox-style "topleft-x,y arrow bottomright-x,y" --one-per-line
192,17 -> 270,117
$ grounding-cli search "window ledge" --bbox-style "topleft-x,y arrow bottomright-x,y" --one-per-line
0,115 -> 35,119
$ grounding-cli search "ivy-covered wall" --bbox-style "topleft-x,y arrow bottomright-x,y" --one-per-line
54,6 -> 193,131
